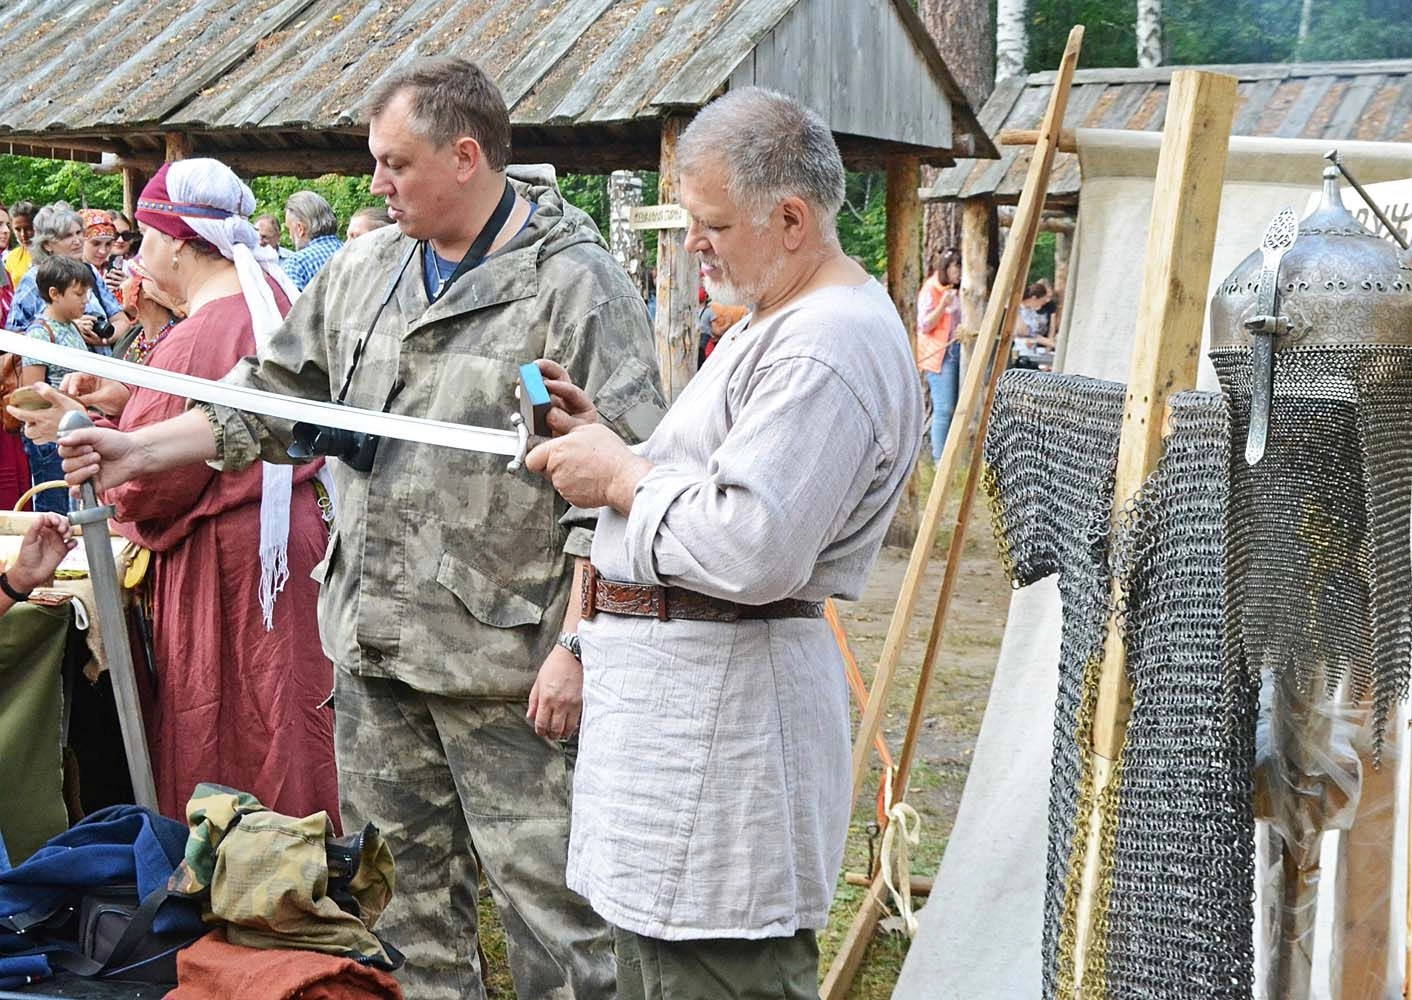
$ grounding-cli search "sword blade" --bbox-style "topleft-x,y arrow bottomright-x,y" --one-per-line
0,330 -> 523,457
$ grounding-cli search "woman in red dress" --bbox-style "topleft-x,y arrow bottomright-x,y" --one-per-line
41,162 -> 339,822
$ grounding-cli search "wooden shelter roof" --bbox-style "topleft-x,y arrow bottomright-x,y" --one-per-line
0,0 -> 994,176
924,58 -> 1412,206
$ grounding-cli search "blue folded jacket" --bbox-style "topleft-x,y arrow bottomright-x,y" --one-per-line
0,804 -> 202,939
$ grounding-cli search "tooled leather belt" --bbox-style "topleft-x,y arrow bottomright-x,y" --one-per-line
580,563 -> 824,623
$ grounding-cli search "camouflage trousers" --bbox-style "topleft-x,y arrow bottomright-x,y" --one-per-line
334,669 -> 614,1000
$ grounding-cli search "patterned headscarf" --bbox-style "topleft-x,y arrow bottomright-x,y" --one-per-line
80,209 -> 117,239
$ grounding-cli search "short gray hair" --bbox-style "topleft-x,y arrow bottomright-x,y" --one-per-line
678,87 -> 846,237
367,57 -> 512,171
284,191 -> 338,240
31,202 -> 82,263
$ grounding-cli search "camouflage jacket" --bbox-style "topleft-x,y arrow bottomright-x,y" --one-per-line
206,166 -> 663,698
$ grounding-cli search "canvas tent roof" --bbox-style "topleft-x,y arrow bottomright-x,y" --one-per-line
924,58 -> 1412,206
0,0 -> 994,176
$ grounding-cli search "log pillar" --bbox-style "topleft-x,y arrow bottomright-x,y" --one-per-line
653,115 -> 699,402
163,132 -> 193,163
884,154 -> 923,549
121,166 -> 148,222
960,197 -> 992,345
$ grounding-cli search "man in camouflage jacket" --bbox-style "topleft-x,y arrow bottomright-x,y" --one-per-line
57,57 -> 663,1000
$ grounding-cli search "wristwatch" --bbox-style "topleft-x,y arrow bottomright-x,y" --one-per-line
556,632 -> 582,661
0,572 -> 33,602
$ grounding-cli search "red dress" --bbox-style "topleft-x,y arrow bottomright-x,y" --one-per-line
108,290 -> 338,824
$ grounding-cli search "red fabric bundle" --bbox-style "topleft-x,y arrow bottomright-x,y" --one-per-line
164,930 -> 403,1000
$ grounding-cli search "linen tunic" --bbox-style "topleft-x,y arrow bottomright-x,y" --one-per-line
570,278 -> 923,939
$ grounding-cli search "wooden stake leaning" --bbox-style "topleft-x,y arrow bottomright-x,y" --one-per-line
894,330 -> 1011,800
1063,70 -> 1237,996
848,22 -> 1085,808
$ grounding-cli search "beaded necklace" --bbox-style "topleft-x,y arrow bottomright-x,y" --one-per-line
126,316 -> 179,366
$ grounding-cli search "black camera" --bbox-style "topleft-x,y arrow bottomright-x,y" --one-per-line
92,314 -> 115,342
288,413 -> 381,473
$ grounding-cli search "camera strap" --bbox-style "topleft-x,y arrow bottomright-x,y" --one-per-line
334,240 -> 419,405
428,180 -> 517,303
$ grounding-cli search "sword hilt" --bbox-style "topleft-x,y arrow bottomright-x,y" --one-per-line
57,410 -> 115,523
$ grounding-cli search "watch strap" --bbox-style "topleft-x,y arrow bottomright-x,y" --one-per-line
1,572 -> 33,602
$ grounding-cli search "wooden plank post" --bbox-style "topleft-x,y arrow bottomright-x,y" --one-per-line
121,166 -> 145,223
653,114 -> 699,402
885,154 -> 923,548
848,25 -> 1085,808
1066,70 -> 1237,993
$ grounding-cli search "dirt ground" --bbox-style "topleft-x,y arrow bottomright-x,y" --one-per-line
475,493 -> 1015,998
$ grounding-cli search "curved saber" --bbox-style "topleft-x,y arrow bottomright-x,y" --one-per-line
0,329 -> 530,463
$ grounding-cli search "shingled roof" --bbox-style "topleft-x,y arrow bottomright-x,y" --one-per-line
925,58 -> 1412,206
1,0 -> 993,174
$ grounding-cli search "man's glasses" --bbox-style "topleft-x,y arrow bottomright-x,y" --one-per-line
116,231 -> 138,241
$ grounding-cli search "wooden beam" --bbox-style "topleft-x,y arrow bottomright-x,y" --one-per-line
848,25 -> 1085,806
1067,69 -> 1237,993
844,871 -> 932,895
652,114 -> 698,402
998,206 -> 1075,234
121,167 -> 147,222
999,127 -> 1079,152
885,155 -> 923,548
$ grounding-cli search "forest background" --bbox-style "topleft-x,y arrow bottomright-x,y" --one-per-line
1,0 -> 1409,282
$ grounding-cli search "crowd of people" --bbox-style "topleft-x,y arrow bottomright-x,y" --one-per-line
1,56 -> 924,1000
914,248 -> 1061,460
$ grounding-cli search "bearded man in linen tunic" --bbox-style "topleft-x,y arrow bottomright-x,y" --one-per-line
527,87 -> 923,998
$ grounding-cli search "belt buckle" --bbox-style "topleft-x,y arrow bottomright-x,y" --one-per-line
652,586 -> 669,621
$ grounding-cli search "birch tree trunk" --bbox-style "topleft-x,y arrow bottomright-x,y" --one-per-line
1136,0 -> 1163,68
995,0 -> 1028,84
608,170 -> 647,299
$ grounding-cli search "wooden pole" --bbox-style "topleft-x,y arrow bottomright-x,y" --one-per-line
1000,127 -> 1079,152
163,132 -> 193,162
848,25 -> 1085,806
886,155 -> 924,548
653,115 -> 698,402
820,873 -> 888,1000
1067,70 -> 1237,993
893,331 -> 1009,799
120,167 -> 145,224
845,871 -> 933,895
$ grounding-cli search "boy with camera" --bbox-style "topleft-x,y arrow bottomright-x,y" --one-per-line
17,256 -> 93,512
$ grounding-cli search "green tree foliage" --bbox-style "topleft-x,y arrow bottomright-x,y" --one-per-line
248,174 -> 381,234
0,156 -> 122,211
1030,0 -> 1412,70
837,172 -> 888,276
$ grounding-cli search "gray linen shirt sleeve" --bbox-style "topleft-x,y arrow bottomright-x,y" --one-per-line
620,355 -> 877,604
552,292 -> 666,559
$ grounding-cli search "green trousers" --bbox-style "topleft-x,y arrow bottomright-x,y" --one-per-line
614,926 -> 820,1000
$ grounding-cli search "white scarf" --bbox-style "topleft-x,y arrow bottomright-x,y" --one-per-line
162,159 -> 334,629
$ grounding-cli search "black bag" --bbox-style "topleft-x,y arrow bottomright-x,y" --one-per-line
46,883 -> 202,983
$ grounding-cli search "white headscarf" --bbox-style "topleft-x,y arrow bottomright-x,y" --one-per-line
161,158 -> 327,630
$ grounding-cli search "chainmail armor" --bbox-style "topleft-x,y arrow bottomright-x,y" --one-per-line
983,370 -> 1125,998
985,372 -> 1257,999
1212,345 -> 1412,761
1105,390 -> 1257,1000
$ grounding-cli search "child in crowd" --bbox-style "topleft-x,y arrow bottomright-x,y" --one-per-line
19,256 -> 92,513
